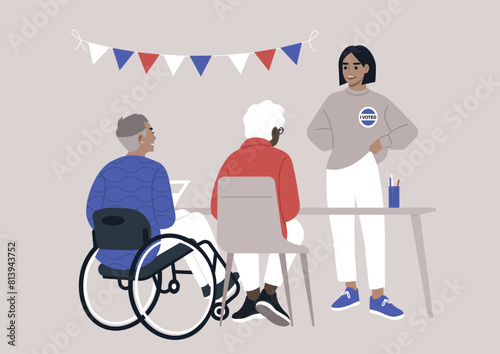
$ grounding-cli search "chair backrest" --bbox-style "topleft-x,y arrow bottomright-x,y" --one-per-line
217,176 -> 297,253
92,208 -> 151,250
170,180 -> 190,207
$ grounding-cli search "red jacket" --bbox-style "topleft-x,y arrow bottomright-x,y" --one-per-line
211,138 -> 300,238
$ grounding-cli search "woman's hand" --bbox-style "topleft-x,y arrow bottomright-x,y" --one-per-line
369,139 -> 383,154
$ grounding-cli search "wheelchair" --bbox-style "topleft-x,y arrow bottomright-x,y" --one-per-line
79,208 -> 240,340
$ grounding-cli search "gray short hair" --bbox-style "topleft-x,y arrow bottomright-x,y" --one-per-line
116,114 -> 148,152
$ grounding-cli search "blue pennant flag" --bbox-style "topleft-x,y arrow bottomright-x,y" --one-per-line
281,43 -> 302,65
190,55 -> 212,76
113,48 -> 134,70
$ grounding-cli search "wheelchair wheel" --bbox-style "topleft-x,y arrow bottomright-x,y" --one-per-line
79,248 -> 160,331
211,302 -> 230,321
129,234 -> 216,340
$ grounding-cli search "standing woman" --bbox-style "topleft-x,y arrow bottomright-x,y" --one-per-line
307,45 -> 418,320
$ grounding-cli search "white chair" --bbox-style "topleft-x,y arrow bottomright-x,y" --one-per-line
217,176 -> 315,326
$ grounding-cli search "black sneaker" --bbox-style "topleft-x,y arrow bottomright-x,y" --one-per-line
215,272 -> 239,301
201,284 -> 211,298
232,297 -> 265,323
255,289 -> 290,326
201,273 -> 240,300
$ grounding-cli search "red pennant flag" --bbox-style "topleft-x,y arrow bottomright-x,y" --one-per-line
255,49 -> 276,70
138,52 -> 160,73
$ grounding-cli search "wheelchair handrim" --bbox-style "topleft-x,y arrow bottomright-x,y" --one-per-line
130,234 -> 216,338
81,248 -> 156,328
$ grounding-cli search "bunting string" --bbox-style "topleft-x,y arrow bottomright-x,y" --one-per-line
307,30 -> 319,52
71,29 -> 318,76
71,29 -> 87,51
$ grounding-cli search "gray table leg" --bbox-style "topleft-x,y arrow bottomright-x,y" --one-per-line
300,253 -> 315,326
411,214 -> 433,318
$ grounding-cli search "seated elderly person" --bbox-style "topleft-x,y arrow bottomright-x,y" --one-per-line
211,100 -> 304,326
86,113 -> 237,299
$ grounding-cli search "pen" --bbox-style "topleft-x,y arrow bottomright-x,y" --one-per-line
397,179 -> 400,187
390,175 -> 393,187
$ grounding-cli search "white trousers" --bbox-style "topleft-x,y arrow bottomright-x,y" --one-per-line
160,210 -> 225,288
327,152 -> 385,290
233,219 -> 304,292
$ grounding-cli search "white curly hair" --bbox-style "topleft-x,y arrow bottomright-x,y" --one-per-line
243,100 -> 285,140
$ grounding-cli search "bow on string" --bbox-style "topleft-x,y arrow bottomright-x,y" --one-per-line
71,29 -> 319,76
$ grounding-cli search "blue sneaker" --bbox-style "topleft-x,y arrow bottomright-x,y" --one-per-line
331,287 -> 359,311
369,295 -> 404,320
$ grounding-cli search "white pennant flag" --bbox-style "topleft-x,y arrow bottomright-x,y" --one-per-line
88,42 -> 109,65
163,55 -> 185,75
228,53 -> 249,74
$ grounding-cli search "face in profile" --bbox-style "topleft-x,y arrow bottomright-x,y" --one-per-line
269,126 -> 284,147
140,122 -> 156,154
342,53 -> 370,87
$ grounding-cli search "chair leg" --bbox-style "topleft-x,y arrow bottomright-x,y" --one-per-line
219,253 -> 233,326
279,253 -> 293,326
300,253 -> 315,326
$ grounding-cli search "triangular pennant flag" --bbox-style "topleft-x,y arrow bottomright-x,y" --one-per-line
228,53 -> 249,74
163,55 -> 185,75
88,42 -> 109,65
113,48 -> 134,70
138,52 -> 160,73
255,49 -> 276,70
190,55 -> 212,76
281,43 -> 302,65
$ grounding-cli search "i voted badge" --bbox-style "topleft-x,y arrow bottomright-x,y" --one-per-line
359,107 -> 378,128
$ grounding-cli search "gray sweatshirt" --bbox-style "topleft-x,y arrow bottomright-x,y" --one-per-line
307,87 -> 418,169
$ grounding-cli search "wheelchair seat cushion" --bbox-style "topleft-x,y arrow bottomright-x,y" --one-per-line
98,242 -> 194,281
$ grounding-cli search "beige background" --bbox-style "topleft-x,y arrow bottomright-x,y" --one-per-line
1,0 -> 499,353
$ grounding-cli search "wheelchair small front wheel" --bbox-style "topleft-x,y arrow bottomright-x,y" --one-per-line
129,234 -> 216,340
211,302 -> 230,321
168,279 -> 180,294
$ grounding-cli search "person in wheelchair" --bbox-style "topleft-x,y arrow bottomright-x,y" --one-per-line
86,113 -> 238,300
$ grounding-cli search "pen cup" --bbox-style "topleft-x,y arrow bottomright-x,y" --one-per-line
388,186 -> 400,208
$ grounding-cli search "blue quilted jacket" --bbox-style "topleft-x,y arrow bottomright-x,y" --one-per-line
86,156 -> 175,269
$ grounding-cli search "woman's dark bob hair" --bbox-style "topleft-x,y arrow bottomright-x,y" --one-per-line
338,45 -> 376,86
